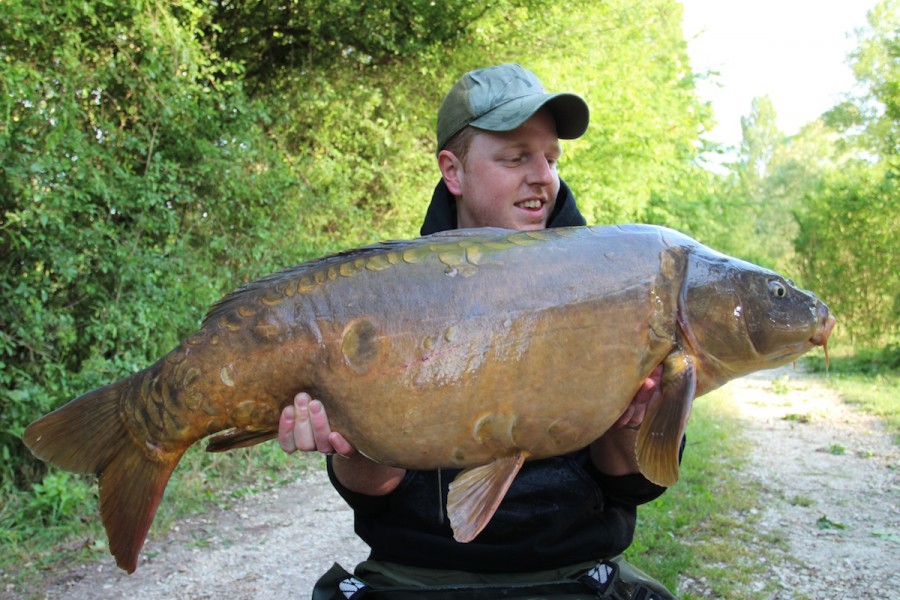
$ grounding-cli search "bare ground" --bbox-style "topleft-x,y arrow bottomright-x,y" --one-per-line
6,367 -> 899,599
702,367 -> 900,599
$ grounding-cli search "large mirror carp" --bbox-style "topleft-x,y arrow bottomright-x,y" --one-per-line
23,224 -> 835,573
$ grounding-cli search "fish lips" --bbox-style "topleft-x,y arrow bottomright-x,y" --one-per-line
810,306 -> 836,347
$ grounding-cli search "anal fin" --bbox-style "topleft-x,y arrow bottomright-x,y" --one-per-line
447,451 -> 529,543
636,350 -> 695,487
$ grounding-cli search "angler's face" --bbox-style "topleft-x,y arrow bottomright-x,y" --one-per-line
443,109 -> 562,231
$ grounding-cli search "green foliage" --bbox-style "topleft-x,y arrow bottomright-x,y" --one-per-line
794,163 -> 899,344
739,96 -> 783,193
849,0 -> 900,162
816,515 -> 847,530
662,96 -> 829,276
720,96 -> 796,270
206,0 -> 498,88
664,0 -> 899,355
0,0 -> 303,493
793,1 -> 899,348
826,443 -> 847,456
805,343 -> 900,375
789,0 -> 900,348
23,471 -> 95,523
627,388 -> 771,598
551,1 -> 712,223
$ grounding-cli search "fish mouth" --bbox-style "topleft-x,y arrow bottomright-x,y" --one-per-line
810,311 -> 836,347
809,307 -> 836,366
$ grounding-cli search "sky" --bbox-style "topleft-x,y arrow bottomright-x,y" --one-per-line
680,0 -> 879,148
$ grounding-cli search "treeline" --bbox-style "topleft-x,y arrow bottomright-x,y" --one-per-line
667,0 -> 899,349
1,0 -> 896,506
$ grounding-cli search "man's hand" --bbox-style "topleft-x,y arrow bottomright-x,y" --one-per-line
590,364 -> 663,476
612,363 -> 663,430
278,392 -> 355,457
277,392 -> 406,496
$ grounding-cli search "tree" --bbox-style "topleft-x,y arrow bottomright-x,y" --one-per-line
1,0 -> 710,504
738,96 -> 782,194
793,0 -> 900,346
659,96 -> 793,271
550,1 -> 711,224
0,0 -> 299,490
849,0 -> 900,162
795,164 -> 898,344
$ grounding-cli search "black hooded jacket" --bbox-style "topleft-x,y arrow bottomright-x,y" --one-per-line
327,178 -> 669,573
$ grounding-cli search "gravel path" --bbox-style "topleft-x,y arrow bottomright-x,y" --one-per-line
9,367 -> 899,599
15,467 -> 368,600
720,367 -> 899,599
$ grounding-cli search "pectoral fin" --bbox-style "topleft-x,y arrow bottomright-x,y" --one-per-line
447,451 -> 529,543
636,350 -> 695,487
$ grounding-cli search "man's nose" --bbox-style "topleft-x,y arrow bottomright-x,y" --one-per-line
527,157 -> 554,185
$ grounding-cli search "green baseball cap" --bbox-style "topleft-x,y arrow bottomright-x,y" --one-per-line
436,63 -> 589,153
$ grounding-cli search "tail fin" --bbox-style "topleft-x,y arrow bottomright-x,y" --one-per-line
23,377 -> 183,573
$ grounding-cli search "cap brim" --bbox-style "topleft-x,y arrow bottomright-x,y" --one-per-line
470,92 -> 589,139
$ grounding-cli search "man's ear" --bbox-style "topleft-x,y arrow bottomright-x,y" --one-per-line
438,150 -> 464,196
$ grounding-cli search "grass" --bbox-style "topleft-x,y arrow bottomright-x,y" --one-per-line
625,387 -> 780,599
804,345 -> 900,444
626,346 -> 899,598
822,373 -> 900,444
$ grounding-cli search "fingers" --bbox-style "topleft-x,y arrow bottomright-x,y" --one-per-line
613,404 -> 637,429
277,392 -> 356,457
328,431 -> 356,458
622,387 -> 661,428
293,393 -> 329,452
305,398 -> 336,453
632,365 -> 663,408
278,404 -> 298,453
614,365 -> 665,430
636,364 -> 663,400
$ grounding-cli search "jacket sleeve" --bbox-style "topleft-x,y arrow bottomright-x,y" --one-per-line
589,435 -> 687,506
325,455 -> 399,518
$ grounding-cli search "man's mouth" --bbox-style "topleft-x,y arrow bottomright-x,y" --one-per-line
517,199 -> 544,210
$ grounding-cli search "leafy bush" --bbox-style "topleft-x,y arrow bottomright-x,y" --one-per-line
24,472 -> 95,523
794,165 -> 899,345
0,0 -> 303,493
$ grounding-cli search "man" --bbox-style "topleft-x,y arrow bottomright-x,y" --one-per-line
279,64 -> 678,600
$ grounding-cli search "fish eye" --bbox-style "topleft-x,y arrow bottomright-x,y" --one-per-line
768,280 -> 787,298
